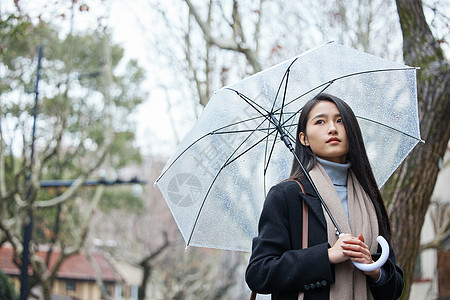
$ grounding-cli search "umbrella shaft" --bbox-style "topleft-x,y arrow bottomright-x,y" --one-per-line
290,148 -> 343,235
269,112 -> 342,234
269,114 -> 294,152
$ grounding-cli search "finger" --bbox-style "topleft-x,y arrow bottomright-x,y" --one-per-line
341,241 -> 369,250
350,256 -> 373,264
337,233 -> 354,243
341,246 -> 370,257
341,244 -> 371,255
342,238 -> 369,249
341,245 -> 372,262
343,235 -> 363,242
358,233 -> 364,243
342,250 -> 373,263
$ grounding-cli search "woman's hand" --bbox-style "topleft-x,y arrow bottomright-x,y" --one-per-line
328,233 -> 354,264
349,234 -> 381,280
328,233 -> 380,281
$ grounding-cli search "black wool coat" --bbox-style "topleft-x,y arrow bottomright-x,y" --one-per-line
245,179 -> 404,300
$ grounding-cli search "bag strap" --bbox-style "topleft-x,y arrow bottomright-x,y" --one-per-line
295,180 -> 308,300
295,180 -> 308,249
250,180 -> 308,300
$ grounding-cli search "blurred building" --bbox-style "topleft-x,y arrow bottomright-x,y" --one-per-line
0,243 -> 139,300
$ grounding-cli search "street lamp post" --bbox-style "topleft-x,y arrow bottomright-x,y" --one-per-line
20,45 -> 43,300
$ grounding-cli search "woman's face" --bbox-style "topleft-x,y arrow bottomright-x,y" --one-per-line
299,101 -> 349,164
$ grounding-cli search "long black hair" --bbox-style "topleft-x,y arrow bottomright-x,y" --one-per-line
289,93 -> 391,238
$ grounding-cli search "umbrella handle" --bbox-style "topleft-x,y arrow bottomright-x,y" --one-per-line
350,235 -> 390,272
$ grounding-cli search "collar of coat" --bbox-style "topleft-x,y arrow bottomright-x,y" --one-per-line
296,178 -> 328,231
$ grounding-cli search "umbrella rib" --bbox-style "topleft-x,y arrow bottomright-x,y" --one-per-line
226,88 -> 271,117
263,129 -> 279,196
266,80 -> 335,134
273,67 -> 420,142
222,126 -> 278,169
276,107 -> 422,145
155,114 -> 271,183
262,62 -> 294,191
226,58 -> 298,180
356,116 -> 423,142
276,57 -> 296,117
186,117 -> 274,247
214,127 -> 275,135
264,58 -> 296,176
277,81 -> 333,129
225,87 -> 303,149
270,57 -> 299,113
225,86 -> 297,148
275,67 -> 417,114
212,122 -> 297,176
276,102 -> 422,144
263,127 -> 278,174
225,88 -> 289,152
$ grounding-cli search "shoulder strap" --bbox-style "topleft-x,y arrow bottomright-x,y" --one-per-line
294,180 -> 308,249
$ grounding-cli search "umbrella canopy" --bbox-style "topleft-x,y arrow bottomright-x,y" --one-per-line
155,42 -> 422,252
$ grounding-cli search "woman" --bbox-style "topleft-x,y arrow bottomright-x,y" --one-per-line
245,93 -> 404,300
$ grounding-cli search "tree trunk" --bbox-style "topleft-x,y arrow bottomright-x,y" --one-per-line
42,281 -> 52,300
384,1 -> 449,299
139,262 -> 152,300
437,250 -> 450,297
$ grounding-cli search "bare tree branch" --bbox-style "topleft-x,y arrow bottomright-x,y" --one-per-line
34,133 -> 115,208
86,251 -> 114,300
184,0 -> 262,72
184,14 -> 208,107
138,232 -> 170,300
253,0 -> 264,53
420,218 -> 450,251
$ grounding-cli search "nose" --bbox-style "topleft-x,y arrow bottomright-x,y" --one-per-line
328,123 -> 337,134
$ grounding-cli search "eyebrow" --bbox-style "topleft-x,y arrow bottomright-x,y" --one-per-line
311,113 -> 342,120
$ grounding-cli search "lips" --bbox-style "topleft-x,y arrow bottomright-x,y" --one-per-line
327,137 -> 341,143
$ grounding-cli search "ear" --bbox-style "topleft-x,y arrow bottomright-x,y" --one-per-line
299,132 -> 309,146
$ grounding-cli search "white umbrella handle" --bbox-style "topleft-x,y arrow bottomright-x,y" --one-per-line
338,234 -> 389,272
353,235 -> 389,272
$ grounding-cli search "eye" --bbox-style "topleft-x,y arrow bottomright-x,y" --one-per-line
337,118 -> 343,123
314,120 -> 325,125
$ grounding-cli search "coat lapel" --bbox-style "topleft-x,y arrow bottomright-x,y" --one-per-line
300,186 -> 328,231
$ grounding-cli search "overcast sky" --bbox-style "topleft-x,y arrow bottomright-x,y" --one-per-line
1,0 -> 197,158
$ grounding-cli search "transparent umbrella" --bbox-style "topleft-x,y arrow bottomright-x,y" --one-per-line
155,42 -> 422,256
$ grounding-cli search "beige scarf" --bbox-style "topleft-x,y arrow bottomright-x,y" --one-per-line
309,163 -> 379,300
